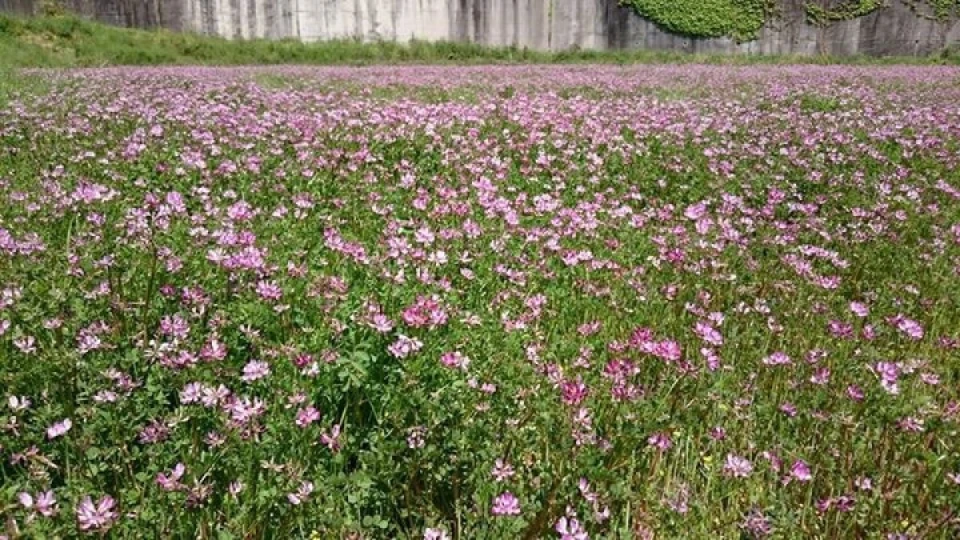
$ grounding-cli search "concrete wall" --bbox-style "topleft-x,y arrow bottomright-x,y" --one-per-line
2,0 -> 958,56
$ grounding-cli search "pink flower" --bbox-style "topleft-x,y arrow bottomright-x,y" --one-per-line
763,352 -> 792,366
296,406 -> 321,427
440,351 -> 471,370
36,490 -> 57,517
76,332 -> 102,354
402,295 -> 448,329
577,321 -> 602,336
849,301 -> 869,317
255,280 -> 283,301
491,459 -> 515,482
200,339 -> 227,362
740,509 -> 772,537
14,335 -> 36,354
388,335 -> 423,358
159,314 -> 190,339
224,397 -> 266,425
47,418 -> 72,439
809,368 -> 830,385
701,347 -> 721,371
891,314 -> 924,340
555,516 -> 589,539
8,395 -> 30,411
790,460 -> 812,483
654,340 -> 682,362
226,200 -> 256,221
75,495 -> 117,532
647,432 -> 673,451
369,314 -> 394,333
423,528 -> 450,540
491,492 -> 521,516
407,426 -> 427,449
229,481 -> 245,496
874,362 -> 900,394
241,360 -> 270,382
156,463 -> 186,491
684,202 -> 707,220
724,454 -> 753,478
287,481 -> 314,505
560,378 -> 589,406
694,321 -> 723,347
779,402 -> 798,417
321,424 -> 342,452
18,490 -> 59,517
898,416 -> 924,433
828,320 -> 854,339
664,483 -> 690,514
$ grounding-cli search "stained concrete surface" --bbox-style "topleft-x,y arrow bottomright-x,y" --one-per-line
2,0 -> 958,56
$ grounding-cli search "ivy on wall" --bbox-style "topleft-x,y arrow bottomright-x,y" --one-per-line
804,0 -> 885,27
621,0 -> 958,40
618,0 -> 775,42
903,0 -> 960,20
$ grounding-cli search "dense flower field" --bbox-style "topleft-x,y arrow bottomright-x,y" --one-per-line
1,65 -> 960,538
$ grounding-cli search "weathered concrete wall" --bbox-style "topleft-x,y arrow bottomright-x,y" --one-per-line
0,0 -> 33,15
1,0 -> 182,29
3,0 -> 959,56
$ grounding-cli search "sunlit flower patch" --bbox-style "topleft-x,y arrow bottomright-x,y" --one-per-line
1,64 -> 960,538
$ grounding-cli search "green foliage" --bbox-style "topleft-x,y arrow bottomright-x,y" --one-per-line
798,93 -> 844,112
40,0 -> 67,17
905,0 -> 960,21
805,0 -> 885,27
805,0 -> 959,27
931,0 -> 960,19
3,65 -> 960,538
619,0 -> 774,41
